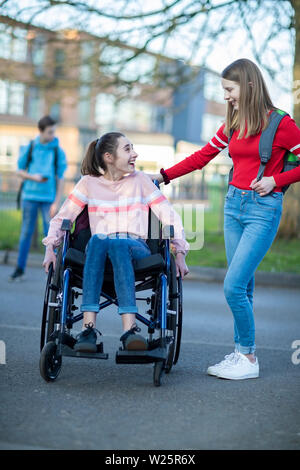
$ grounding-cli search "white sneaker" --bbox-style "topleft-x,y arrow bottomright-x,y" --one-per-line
207,350 -> 239,377
216,352 -> 259,380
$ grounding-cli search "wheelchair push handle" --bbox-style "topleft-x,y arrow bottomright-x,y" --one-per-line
162,225 -> 174,239
60,219 -> 72,231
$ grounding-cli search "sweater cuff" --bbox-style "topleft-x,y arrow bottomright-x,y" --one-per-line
160,168 -> 170,185
273,172 -> 291,188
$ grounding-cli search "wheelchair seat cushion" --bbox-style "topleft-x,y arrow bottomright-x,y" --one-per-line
64,247 -> 165,276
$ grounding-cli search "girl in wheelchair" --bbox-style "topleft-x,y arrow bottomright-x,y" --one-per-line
42,132 -> 189,353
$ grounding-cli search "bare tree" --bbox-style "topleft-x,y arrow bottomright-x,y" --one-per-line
1,0 -> 299,236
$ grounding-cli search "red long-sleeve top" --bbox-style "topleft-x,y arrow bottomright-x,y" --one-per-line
163,113 -> 300,192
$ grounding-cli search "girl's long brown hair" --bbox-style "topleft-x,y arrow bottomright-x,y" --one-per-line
221,58 -> 275,139
81,132 -> 125,176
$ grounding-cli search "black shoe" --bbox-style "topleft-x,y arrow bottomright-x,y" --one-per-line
120,324 -> 148,351
9,267 -> 25,282
74,322 -> 102,353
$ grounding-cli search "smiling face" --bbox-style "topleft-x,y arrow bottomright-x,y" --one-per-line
103,135 -> 138,177
221,78 -> 240,110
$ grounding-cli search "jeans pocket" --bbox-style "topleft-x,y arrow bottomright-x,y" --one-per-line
269,191 -> 283,199
253,193 -> 281,211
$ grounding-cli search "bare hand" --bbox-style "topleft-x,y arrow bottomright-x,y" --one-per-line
49,202 -> 59,218
32,174 -> 48,183
250,176 -> 276,196
175,253 -> 189,278
43,248 -> 56,274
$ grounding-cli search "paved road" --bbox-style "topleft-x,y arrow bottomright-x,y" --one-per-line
0,264 -> 299,450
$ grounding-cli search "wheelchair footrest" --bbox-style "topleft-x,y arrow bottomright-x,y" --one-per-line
115,347 -> 167,364
60,344 -> 109,360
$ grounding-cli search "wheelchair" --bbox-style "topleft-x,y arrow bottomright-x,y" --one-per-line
39,181 -> 183,387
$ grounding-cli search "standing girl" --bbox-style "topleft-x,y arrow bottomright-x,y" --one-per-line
149,58 -> 300,380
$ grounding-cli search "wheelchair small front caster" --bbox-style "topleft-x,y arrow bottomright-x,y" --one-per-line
153,360 -> 165,386
39,341 -> 62,382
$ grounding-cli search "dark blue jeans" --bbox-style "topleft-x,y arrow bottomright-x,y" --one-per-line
80,233 -> 152,315
17,199 -> 52,271
223,185 -> 283,354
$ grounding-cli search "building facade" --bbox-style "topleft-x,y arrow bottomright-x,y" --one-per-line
0,15 -> 229,201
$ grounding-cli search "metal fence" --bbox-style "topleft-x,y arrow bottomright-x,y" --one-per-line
0,168 -> 229,254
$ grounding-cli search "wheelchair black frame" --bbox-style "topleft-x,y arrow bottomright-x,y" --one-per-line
58,219 -> 172,349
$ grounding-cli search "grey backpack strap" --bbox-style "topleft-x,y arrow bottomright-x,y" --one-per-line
228,129 -> 234,159
256,110 -> 287,181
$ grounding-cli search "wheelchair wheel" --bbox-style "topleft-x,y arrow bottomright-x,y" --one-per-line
40,245 -> 63,351
39,341 -> 62,382
153,360 -> 165,387
164,255 -> 183,373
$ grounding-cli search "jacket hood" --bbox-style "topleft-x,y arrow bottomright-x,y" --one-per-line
34,135 -> 59,148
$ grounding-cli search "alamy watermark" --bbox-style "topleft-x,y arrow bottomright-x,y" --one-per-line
93,201 -> 205,251
0,340 -> 6,365
291,340 -> 300,365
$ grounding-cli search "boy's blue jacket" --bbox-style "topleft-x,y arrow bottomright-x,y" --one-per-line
17,136 -> 67,203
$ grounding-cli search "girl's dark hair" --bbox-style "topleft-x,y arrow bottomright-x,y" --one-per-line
81,132 -> 125,176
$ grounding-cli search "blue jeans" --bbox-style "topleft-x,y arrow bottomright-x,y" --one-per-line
80,233 -> 152,315
223,185 -> 283,355
17,199 -> 52,271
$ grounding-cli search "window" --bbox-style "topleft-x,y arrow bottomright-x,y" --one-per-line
0,80 -> 25,115
0,25 -> 27,62
27,86 -> 43,120
0,24 -> 11,59
80,41 -> 95,82
9,82 -> 25,115
11,28 -> 27,62
203,71 -> 224,104
78,85 -> 91,124
54,49 -> 65,78
50,102 -> 61,121
0,80 -> 8,114
31,35 -> 46,76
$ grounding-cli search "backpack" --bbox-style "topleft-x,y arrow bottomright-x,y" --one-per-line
16,140 -> 59,209
227,109 -> 300,194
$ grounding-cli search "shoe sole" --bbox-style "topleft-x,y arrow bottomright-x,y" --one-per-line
73,343 -> 97,353
217,372 -> 259,380
207,369 -> 220,377
8,277 -> 25,282
125,339 -> 148,350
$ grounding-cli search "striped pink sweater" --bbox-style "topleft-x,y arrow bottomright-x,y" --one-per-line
42,170 -> 190,254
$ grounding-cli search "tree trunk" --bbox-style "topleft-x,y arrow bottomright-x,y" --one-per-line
277,0 -> 300,239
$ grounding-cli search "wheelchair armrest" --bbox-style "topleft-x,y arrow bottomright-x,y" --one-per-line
162,225 -> 174,239
61,219 -> 72,231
